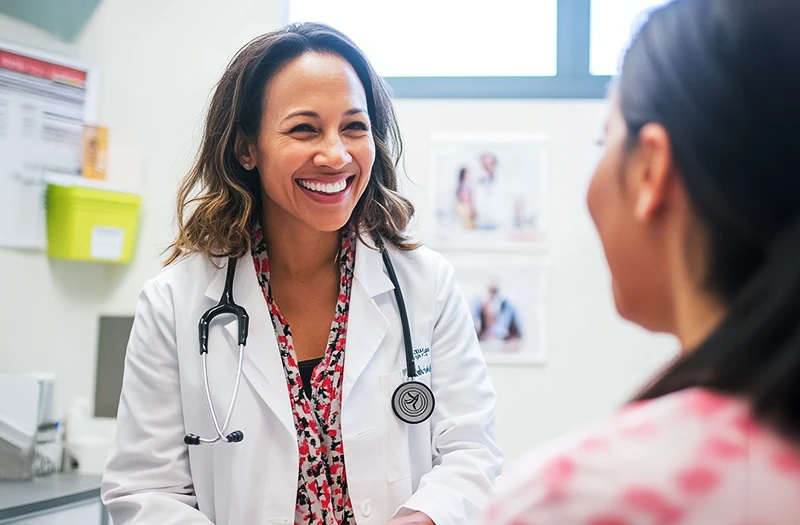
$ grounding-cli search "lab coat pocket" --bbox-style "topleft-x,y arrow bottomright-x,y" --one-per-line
380,370 -> 412,483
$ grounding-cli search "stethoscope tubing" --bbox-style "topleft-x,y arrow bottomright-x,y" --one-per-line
196,343 -> 245,444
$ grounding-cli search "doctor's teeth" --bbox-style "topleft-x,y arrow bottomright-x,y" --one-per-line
300,179 -> 346,194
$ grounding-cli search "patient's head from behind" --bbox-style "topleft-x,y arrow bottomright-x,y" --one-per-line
587,0 -> 800,437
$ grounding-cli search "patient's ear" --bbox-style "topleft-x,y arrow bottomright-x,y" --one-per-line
630,123 -> 677,223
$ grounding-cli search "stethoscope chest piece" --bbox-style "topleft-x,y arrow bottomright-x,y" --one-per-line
391,381 -> 435,424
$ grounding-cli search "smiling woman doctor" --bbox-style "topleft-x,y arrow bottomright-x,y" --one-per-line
101,22 -> 502,525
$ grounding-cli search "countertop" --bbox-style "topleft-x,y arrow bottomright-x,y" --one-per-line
0,472 -> 102,520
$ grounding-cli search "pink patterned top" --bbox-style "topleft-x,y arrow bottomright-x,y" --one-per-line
251,224 -> 356,525
483,388 -> 800,525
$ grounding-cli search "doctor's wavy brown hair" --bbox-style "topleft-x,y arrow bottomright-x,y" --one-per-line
165,22 -> 417,265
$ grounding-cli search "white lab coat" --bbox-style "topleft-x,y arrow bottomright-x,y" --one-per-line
101,238 -> 503,525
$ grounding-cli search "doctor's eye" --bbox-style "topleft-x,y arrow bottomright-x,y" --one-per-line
344,121 -> 369,132
289,123 -> 317,134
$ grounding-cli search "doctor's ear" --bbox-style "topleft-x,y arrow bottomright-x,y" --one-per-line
234,131 -> 256,171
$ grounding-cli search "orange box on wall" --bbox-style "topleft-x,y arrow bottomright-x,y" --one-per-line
82,125 -> 109,180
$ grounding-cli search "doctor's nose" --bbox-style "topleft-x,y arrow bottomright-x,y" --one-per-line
314,133 -> 352,170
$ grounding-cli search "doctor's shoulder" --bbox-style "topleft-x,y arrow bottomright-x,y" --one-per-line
135,252 -> 223,307
162,251 -> 220,283
380,240 -> 456,289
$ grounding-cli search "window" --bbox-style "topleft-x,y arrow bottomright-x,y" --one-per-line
288,0 -> 558,77
589,0 -> 672,76
286,0 -> 670,98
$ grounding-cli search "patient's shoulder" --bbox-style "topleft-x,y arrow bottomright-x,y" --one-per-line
485,388 -> 800,525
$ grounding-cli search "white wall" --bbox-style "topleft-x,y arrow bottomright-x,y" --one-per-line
394,99 -> 677,457
0,12 -> 73,54
0,13 -> 114,420
0,1 -> 677,461
73,0 -> 287,313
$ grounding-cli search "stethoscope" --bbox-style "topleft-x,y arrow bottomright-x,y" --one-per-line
184,243 -> 435,446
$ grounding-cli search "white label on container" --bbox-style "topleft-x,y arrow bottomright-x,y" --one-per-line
91,226 -> 125,260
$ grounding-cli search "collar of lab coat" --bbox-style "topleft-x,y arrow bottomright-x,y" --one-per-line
201,235 -> 397,436
352,234 -> 396,298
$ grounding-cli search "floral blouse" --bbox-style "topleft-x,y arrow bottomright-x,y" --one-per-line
251,224 -> 356,525
482,387 -> 800,525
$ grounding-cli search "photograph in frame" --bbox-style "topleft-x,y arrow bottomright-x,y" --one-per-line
429,132 -> 548,250
449,255 -> 548,365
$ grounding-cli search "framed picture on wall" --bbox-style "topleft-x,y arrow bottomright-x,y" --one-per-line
429,132 -> 549,250
449,256 -> 548,365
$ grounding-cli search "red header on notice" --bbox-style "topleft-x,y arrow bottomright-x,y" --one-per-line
0,49 -> 87,87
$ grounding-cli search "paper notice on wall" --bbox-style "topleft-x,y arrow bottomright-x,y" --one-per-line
90,226 -> 124,260
0,46 -> 88,249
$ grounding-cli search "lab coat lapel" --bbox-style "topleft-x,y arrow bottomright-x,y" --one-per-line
204,256 -> 295,438
343,239 -> 395,406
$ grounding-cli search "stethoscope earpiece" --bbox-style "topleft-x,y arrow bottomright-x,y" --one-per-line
184,433 -> 201,446
226,430 -> 244,443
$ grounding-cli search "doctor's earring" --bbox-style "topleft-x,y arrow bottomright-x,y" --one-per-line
242,162 -> 251,170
